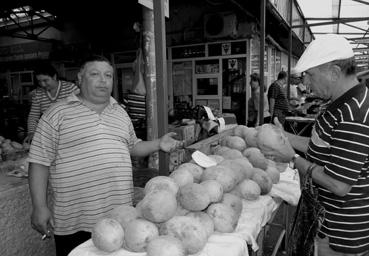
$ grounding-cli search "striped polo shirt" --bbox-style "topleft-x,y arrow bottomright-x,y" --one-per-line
306,83 -> 369,254
27,80 -> 78,134
28,93 -> 140,235
267,80 -> 289,112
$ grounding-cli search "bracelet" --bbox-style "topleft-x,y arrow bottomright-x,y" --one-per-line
306,163 -> 316,178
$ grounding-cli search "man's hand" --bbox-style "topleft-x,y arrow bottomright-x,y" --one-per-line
31,205 -> 54,239
23,133 -> 34,144
273,117 -> 283,129
159,132 -> 185,153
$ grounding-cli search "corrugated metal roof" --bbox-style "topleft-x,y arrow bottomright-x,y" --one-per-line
297,0 -> 369,70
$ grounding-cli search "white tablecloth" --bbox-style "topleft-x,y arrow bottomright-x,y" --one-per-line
69,167 -> 300,256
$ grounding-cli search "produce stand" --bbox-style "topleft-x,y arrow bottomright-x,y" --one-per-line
69,128 -> 301,256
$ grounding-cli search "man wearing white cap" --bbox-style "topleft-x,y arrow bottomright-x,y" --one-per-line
266,34 -> 369,255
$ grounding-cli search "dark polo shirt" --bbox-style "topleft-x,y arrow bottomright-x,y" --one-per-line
306,83 -> 369,254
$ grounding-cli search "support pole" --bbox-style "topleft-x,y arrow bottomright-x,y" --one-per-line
258,0 -> 266,126
287,0 -> 293,101
142,7 -> 159,169
153,0 -> 169,175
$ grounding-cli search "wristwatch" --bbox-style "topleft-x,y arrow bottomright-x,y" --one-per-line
290,153 -> 300,168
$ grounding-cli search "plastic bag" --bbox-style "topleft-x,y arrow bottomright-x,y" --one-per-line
287,165 -> 325,256
132,48 -> 146,96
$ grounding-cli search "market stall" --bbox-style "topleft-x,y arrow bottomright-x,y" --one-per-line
69,126 -> 301,256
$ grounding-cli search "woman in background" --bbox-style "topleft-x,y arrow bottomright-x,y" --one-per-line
247,73 -> 271,127
24,63 -> 79,143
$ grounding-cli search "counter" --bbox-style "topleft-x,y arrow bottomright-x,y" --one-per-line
0,165 -> 56,256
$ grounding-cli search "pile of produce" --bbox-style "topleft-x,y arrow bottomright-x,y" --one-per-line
0,135 -> 30,161
91,124 -> 291,256
0,135 -> 30,177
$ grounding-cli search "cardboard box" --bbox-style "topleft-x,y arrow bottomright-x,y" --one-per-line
169,124 -> 196,147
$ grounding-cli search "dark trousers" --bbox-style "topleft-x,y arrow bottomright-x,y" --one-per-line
54,231 -> 91,256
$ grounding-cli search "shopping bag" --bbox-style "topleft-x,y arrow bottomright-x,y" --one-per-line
287,165 -> 325,256
132,48 -> 146,96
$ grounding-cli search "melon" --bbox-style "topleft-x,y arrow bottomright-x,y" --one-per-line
232,157 -> 255,179
174,203 -> 190,216
251,171 -> 273,195
146,235 -> 185,256
219,159 -> 245,183
265,166 -> 280,184
220,193 -> 243,217
212,145 -> 231,156
178,183 -> 211,211
124,218 -> 159,252
233,125 -> 249,138
206,203 -> 238,233
220,135 -> 247,152
243,147 -> 269,170
200,180 -> 223,203
144,176 -> 179,195
92,218 -> 124,253
186,211 -> 215,237
169,168 -> 194,187
235,179 -> 261,200
256,123 -> 295,162
207,154 -> 225,164
159,216 -> 208,255
175,162 -> 203,183
140,190 -> 177,223
243,127 -> 258,148
201,165 -> 238,192
220,148 -> 244,159
109,205 -> 139,229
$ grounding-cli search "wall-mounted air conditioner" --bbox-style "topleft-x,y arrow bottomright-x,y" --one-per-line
204,12 -> 238,39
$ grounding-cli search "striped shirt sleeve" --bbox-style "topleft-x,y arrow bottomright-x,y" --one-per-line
28,111 -> 59,167
325,121 -> 369,184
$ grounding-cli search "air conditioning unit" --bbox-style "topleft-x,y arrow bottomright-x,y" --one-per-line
204,12 -> 238,39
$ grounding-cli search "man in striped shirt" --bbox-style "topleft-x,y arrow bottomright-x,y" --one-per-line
25,63 -> 79,143
268,70 -> 289,126
28,55 -> 183,256
266,34 -> 369,255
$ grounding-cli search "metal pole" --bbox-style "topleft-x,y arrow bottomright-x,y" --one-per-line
153,0 -> 169,175
287,0 -> 293,102
259,0 -> 266,126
142,7 -> 159,170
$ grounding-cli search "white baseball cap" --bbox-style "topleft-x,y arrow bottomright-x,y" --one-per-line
292,34 -> 354,74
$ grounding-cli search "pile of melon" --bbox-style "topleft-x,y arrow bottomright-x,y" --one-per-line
91,123 -> 292,256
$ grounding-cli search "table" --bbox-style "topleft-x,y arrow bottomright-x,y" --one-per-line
69,168 -> 301,256
285,116 -> 316,136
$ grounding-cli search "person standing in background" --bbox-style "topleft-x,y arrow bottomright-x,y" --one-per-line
247,73 -> 271,126
24,63 -> 79,143
268,71 -> 289,126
